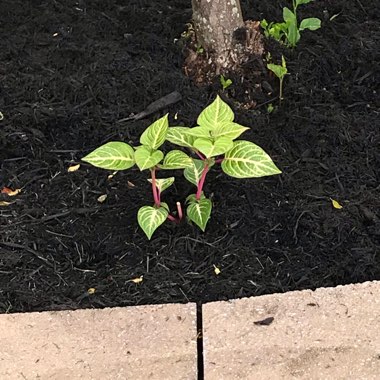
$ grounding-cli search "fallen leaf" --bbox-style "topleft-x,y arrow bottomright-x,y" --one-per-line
68,164 -> 80,172
1,187 -> 21,196
213,264 -> 221,275
87,288 -> 96,294
254,316 -> 274,326
0,201 -> 13,206
107,171 -> 117,180
330,198 -> 343,209
97,194 -> 107,203
130,276 -> 143,284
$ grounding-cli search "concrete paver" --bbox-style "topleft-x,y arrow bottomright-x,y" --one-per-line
0,303 -> 197,380
203,281 -> 380,380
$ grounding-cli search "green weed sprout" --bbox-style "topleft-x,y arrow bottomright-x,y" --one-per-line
261,0 -> 321,48
220,75 -> 233,91
267,55 -> 288,103
82,96 -> 281,239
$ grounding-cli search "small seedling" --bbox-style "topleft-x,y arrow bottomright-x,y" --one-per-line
220,75 -> 233,91
196,43 -> 204,54
261,0 -> 321,48
267,55 -> 288,103
82,96 -> 281,239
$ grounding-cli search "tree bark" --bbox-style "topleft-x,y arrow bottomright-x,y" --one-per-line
191,0 -> 245,71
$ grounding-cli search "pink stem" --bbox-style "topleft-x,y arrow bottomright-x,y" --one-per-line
176,202 -> 183,221
196,164 -> 209,200
215,158 -> 224,164
195,150 -> 206,160
150,168 -> 160,206
167,214 -> 177,222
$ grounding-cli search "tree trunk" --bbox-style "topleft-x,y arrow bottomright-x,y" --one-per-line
191,0 -> 263,73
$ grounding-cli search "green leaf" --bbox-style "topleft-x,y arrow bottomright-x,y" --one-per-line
211,122 -> 249,140
166,127 -> 195,148
138,205 -> 168,240
267,63 -> 287,79
283,7 -> 296,23
184,159 -> 206,186
221,140 -> 282,178
193,137 -> 234,158
183,126 -> 211,138
197,95 -> 234,130
220,75 -> 232,90
186,196 -> 212,232
134,146 -> 163,171
261,19 -> 269,29
82,142 -> 135,170
270,22 -> 287,41
140,114 -> 168,149
186,192 -> 203,204
286,23 -> 300,47
147,177 -> 175,193
296,0 -> 313,6
299,18 -> 321,31
159,150 -> 193,170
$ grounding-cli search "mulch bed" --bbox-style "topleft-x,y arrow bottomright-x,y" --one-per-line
0,0 -> 379,313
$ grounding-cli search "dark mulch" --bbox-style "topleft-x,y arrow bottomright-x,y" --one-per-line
0,0 -> 379,313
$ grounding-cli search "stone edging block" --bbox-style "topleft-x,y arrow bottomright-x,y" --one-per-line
203,281 -> 380,380
0,303 -> 197,380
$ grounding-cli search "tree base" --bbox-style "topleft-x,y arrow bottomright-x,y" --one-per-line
184,20 -> 265,85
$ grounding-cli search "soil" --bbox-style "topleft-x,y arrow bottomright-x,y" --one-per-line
0,0 -> 379,313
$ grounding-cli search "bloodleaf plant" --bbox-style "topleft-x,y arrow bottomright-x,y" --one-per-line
82,96 -> 281,239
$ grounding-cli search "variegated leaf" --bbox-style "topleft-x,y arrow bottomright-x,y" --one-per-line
166,127 -> 195,148
134,146 -> 163,171
140,114 -> 168,149
183,126 -> 211,137
159,150 -> 193,170
197,95 -> 234,130
138,205 -> 168,240
82,142 -> 135,170
221,140 -> 281,178
193,137 -> 234,158
147,177 -> 175,194
186,196 -> 212,232
183,159 -> 206,186
211,122 -> 249,140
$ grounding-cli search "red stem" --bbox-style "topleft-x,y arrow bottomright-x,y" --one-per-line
167,202 -> 183,224
150,168 -> 160,206
196,164 -> 209,200
195,150 -> 206,160
167,214 -> 177,222
215,158 -> 224,164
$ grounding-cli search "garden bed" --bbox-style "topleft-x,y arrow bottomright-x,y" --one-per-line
0,0 -> 379,313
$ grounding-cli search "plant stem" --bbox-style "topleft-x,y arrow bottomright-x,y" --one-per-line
150,168 -> 160,206
279,78 -> 283,104
167,203 -> 182,224
195,150 -> 206,160
215,158 -> 224,164
176,202 -> 183,220
196,164 -> 209,200
167,214 -> 177,222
